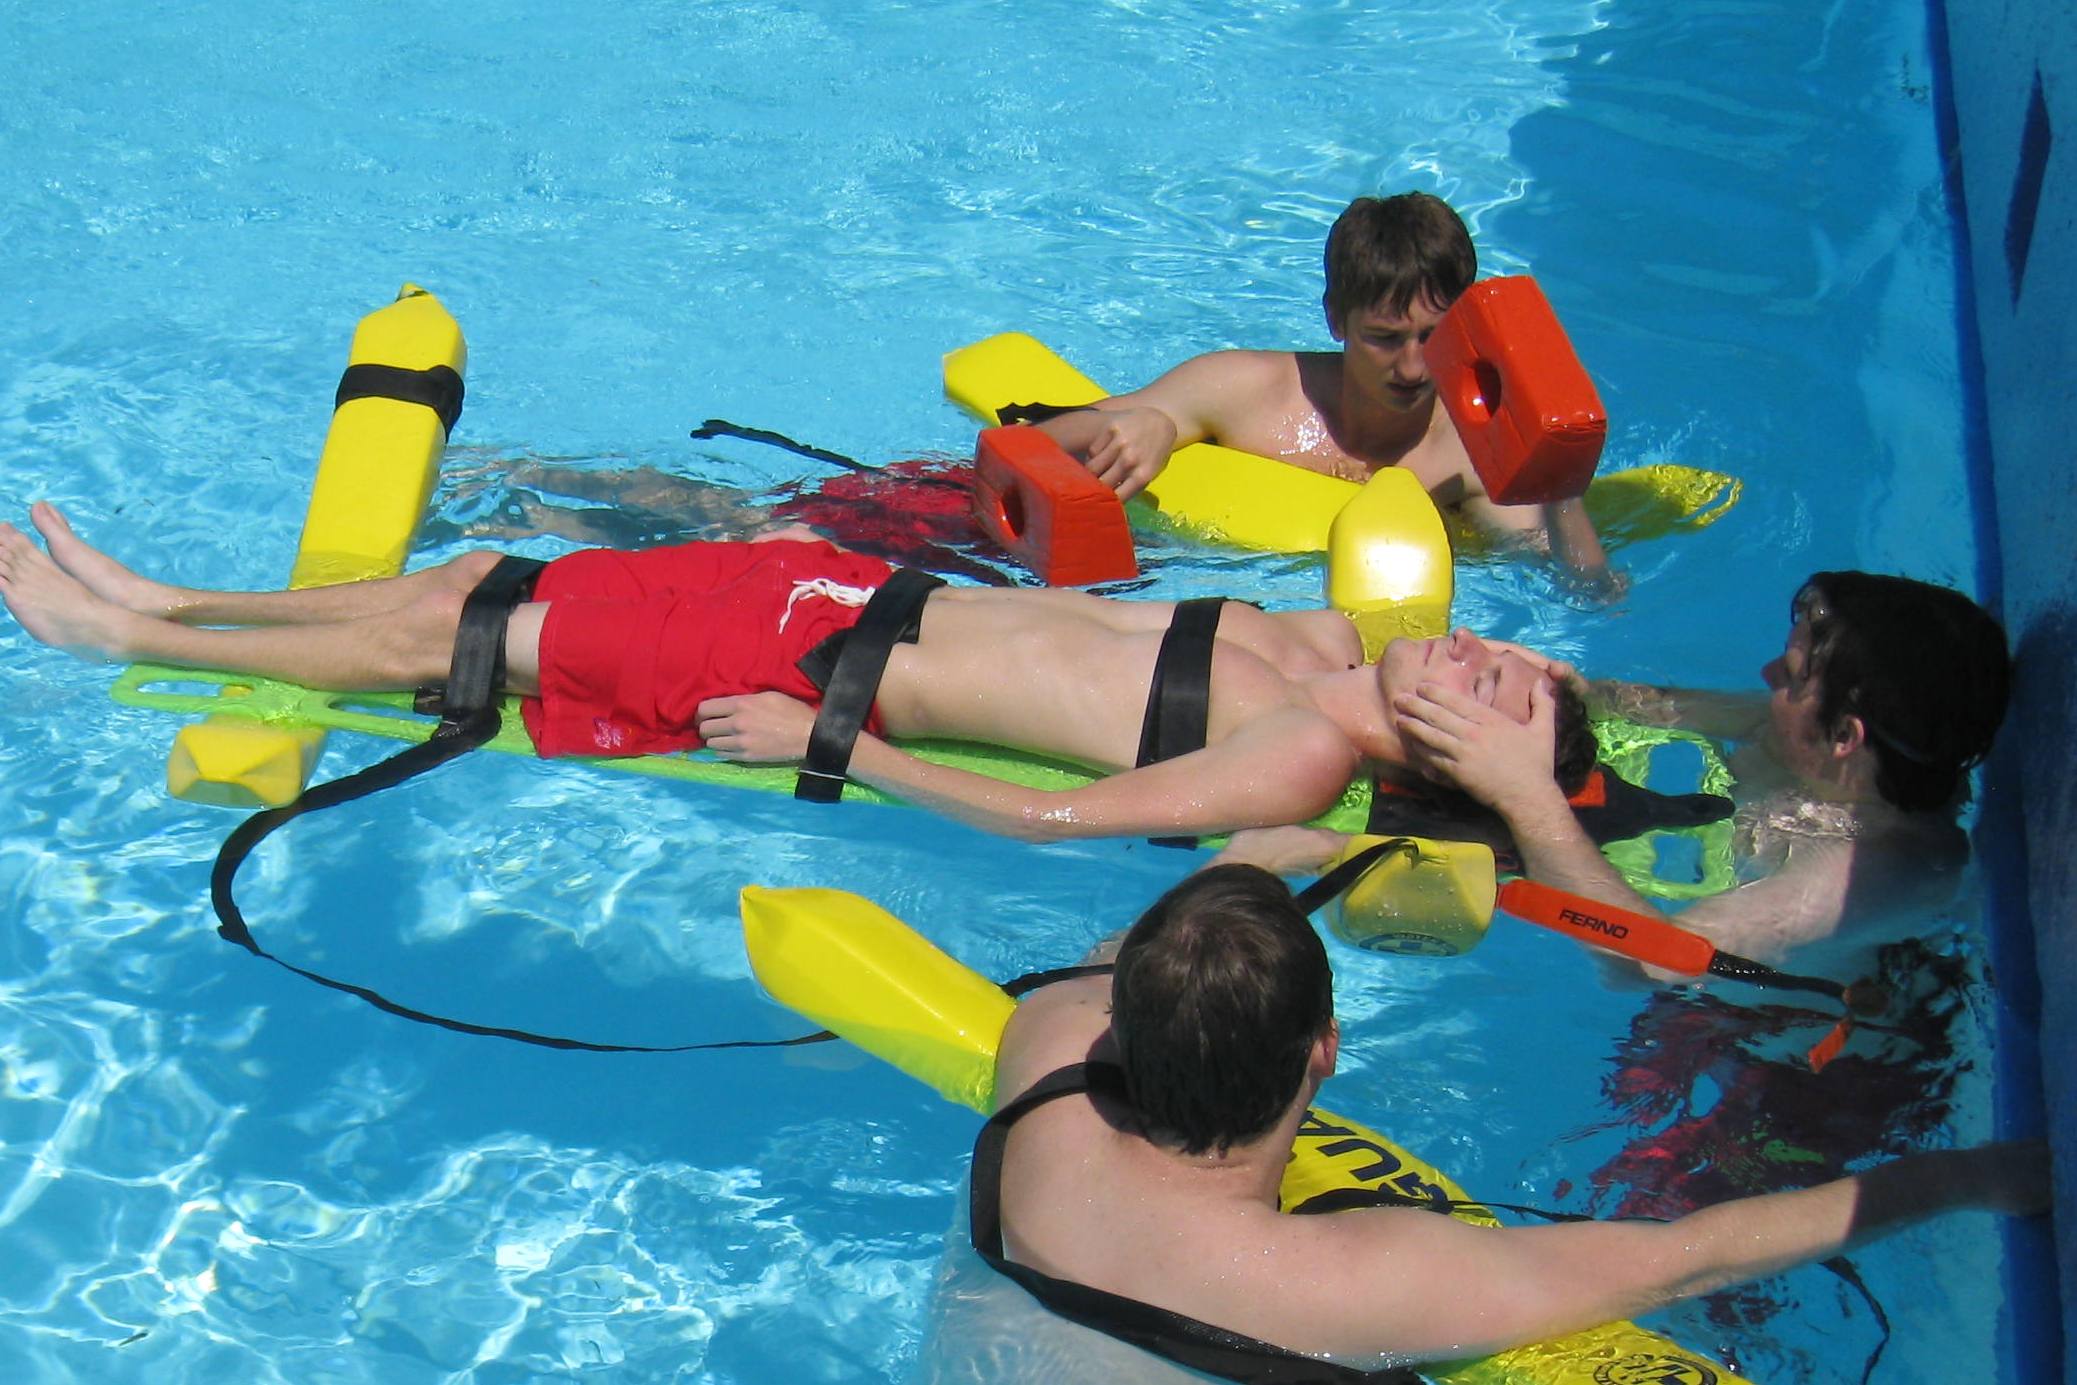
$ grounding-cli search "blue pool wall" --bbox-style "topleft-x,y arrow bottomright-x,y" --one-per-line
1937,0 -> 2074,1374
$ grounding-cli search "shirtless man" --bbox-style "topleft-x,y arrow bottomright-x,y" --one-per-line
1034,193 -> 1614,587
0,503 -> 1593,843
1388,571 -> 2011,968
989,863 -> 2047,1372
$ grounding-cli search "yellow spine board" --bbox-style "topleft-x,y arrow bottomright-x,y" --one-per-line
162,284 -> 461,808
738,885 -> 1747,1385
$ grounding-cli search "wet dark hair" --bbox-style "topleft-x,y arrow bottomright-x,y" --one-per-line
1551,678 -> 1598,797
1110,865 -> 1333,1156
1793,572 -> 2010,811
1323,193 -> 1477,328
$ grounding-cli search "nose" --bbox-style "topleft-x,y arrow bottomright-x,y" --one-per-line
1395,340 -> 1431,384
1446,627 -> 1486,662
1761,655 -> 1785,690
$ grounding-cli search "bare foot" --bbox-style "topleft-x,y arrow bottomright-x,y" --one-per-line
30,502 -> 188,618
0,520 -> 145,661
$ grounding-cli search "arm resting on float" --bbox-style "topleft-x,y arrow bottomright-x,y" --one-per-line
1346,1141 -> 2048,1363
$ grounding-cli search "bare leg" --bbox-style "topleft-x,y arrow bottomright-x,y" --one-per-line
28,502 -> 501,626
3,518 -> 471,690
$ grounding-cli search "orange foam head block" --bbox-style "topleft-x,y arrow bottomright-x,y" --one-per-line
971,425 -> 1139,586
1424,276 -> 1606,505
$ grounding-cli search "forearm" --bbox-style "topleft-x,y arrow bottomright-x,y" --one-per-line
1542,498 -> 1614,589
1588,679 -> 1766,739
1496,781 -> 1669,922
844,736 -> 1079,841
1647,1145 -> 2033,1303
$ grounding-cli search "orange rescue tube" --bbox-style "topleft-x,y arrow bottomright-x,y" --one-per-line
971,425 -> 1140,585
1424,277 -> 1606,505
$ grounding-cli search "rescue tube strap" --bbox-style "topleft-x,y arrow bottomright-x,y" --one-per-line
206,556 -> 835,1054
971,1061 -> 1424,1385
997,401 -> 1088,427
1289,839 -> 1423,917
334,363 -> 465,438
1136,597 -> 1227,849
688,419 -> 971,493
795,568 -> 946,802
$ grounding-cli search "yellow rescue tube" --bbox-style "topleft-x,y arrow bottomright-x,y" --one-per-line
945,332 -> 1452,650
738,884 -> 1748,1385
163,284 -> 463,807
944,332 -> 1739,555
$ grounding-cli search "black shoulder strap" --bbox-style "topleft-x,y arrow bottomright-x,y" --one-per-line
1136,597 -> 1227,849
971,1062 -> 1423,1385
795,567 -> 946,803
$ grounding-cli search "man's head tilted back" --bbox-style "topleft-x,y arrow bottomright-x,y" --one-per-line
1111,866 -> 1334,1156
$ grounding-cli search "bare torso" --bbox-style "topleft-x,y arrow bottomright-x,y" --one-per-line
1196,349 -> 1475,497
873,588 -> 1363,770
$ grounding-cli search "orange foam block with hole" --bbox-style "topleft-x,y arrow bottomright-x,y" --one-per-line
970,426 -> 1139,586
1423,276 -> 1606,505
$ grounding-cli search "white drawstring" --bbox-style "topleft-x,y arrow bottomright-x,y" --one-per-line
780,576 -> 878,632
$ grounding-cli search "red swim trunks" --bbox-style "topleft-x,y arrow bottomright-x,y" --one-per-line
519,539 -> 897,758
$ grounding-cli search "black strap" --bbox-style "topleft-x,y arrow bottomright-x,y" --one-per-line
997,401 -> 1090,427
794,568 -> 946,803
971,1062 -> 1423,1385
1364,765 -> 1733,867
1136,597 -> 1226,849
206,557 -> 838,1054
335,363 -> 464,438
1288,838 -> 1427,916
1001,962 -> 1114,998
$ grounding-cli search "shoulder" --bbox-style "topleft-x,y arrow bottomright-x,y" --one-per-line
1131,350 -> 1296,405
996,974 -> 1112,1111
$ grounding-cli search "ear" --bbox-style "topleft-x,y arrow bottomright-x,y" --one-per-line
1323,294 -> 1344,342
1313,1020 -> 1340,1080
1833,713 -> 1868,759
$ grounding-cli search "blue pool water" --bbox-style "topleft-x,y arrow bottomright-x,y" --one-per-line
0,2 -> 2014,1381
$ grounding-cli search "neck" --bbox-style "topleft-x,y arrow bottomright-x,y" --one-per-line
1331,360 -> 1431,460
1300,664 -> 1406,769
1140,1084 -> 1321,1206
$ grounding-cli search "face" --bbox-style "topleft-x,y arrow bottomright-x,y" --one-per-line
1331,293 -> 1450,415
1761,617 -> 1836,765
1379,628 -> 1547,725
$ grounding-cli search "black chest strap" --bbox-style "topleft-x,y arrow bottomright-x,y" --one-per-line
1135,596 -> 1228,849
971,1061 -> 1423,1385
793,567 -> 946,803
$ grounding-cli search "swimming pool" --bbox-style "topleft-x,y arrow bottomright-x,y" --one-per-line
0,1 -> 2018,1381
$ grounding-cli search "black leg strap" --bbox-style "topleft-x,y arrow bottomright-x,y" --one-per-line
794,568 -> 945,803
